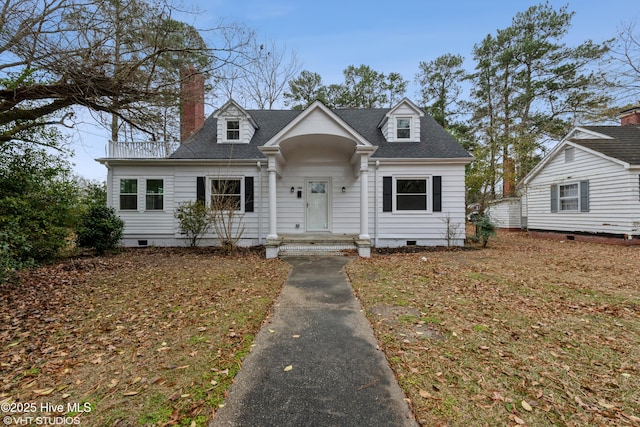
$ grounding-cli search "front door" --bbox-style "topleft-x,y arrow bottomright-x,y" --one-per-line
306,179 -> 330,231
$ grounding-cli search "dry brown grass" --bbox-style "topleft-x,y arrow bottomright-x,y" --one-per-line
3,233 -> 639,426
0,248 -> 290,426
346,231 -> 640,426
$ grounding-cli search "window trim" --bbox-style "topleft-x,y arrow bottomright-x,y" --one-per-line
119,178 -> 138,211
145,178 -> 164,211
209,177 -> 244,213
395,117 -> 412,140
224,118 -> 241,142
559,182 -> 580,212
392,176 -> 431,213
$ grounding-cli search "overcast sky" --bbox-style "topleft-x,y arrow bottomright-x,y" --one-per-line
72,0 -> 640,181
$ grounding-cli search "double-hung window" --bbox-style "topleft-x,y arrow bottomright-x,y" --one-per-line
211,178 -> 242,211
559,183 -> 579,211
145,179 -> 164,210
226,119 -> 240,141
552,181 -> 589,213
396,118 -> 411,139
396,178 -> 428,211
120,179 -> 138,210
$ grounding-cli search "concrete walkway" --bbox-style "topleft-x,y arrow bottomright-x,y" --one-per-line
212,256 -> 417,427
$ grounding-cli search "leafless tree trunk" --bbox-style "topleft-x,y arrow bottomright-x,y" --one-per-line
209,178 -> 246,253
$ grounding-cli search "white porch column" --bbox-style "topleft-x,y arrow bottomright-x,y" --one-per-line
267,165 -> 278,240
358,150 -> 371,240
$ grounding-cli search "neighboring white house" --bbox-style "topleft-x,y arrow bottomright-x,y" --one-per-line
97,75 -> 472,257
519,108 -> 640,243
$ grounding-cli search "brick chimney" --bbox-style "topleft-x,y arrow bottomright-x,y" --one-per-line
180,66 -> 205,142
620,107 -> 640,126
503,156 -> 516,197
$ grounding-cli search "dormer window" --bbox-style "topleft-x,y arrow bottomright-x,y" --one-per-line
226,119 -> 240,141
396,118 -> 411,139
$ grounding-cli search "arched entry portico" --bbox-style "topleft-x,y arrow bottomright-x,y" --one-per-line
258,102 -> 376,257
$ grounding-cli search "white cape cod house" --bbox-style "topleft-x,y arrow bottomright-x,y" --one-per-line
98,80 -> 472,257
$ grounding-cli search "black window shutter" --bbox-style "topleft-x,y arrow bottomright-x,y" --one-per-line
550,184 -> 558,213
433,176 -> 442,212
580,180 -> 589,212
245,176 -> 254,212
197,176 -> 206,203
383,176 -> 392,212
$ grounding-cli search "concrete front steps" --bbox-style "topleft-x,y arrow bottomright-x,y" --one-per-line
265,234 -> 370,258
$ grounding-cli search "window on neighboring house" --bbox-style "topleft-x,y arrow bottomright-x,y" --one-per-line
551,181 -> 589,213
226,119 -> 240,140
145,179 -> 164,210
120,179 -> 138,210
559,183 -> 579,211
211,178 -> 242,211
396,178 -> 427,211
396,118 -> 411,139
565,147 -> 575,163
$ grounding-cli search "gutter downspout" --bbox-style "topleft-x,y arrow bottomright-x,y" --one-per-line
374,160 -> 380,247
257,161 -> 263,245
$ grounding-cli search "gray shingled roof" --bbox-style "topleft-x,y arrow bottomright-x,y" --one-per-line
170,107 -> 471,160
571,126 -> 640,165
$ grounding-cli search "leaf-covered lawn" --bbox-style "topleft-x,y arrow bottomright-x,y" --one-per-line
346,232 -> 640,427
0,248 -> 290,426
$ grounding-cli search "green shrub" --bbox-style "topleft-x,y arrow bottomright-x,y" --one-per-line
76,205 -> 124,255
0,146 -> 79,283
475,214 -> 497,248
174,201 -> 211,247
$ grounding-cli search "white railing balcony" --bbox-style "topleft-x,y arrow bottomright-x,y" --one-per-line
106,140 -> 179,158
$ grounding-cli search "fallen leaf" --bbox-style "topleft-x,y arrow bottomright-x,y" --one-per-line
123,391 -> 138,396
598,399 -> 615,409
269,329 -> 275,333
513,415 -> 525,425
292,335 -> 300,339
419,389 -> 438,399
574,396 -> 587,407
521,400 -> 532,411
284,365 -> 293,372
34,388 -> 54,396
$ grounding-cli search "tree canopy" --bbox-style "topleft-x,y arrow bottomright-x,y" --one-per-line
467,2 -> 612,199
0,0 -> 254,145
285,65 -> 408,110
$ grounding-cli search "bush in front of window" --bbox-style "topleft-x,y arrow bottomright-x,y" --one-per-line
76,205 -> 124,255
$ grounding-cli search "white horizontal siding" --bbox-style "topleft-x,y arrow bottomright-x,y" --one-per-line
109,166 -> 176,236
487,198 -> 521,229
174,165 -> 264,243
276,152 -> 359,234
372,164 -> 467,246
107,158 -> 468,247
525,147 -> 640,236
